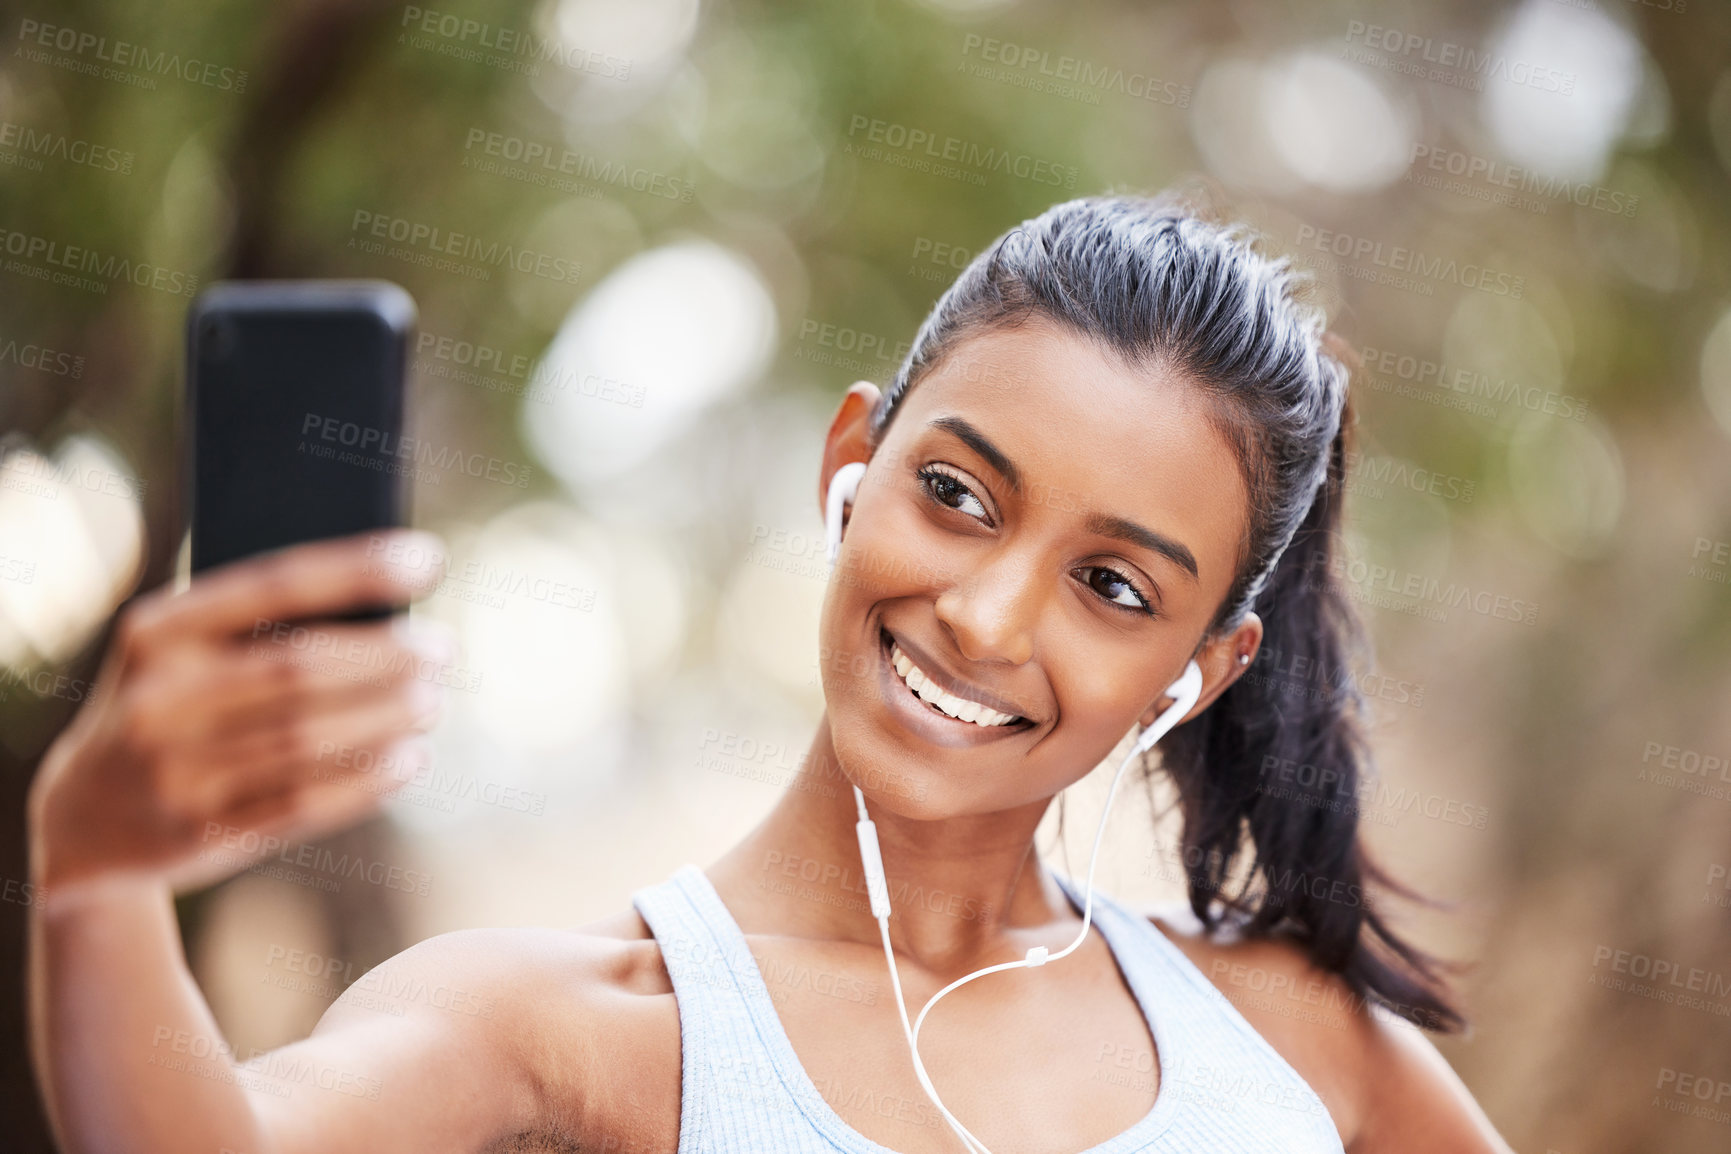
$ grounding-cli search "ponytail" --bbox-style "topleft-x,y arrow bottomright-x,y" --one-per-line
1157,389 -> 1465,1032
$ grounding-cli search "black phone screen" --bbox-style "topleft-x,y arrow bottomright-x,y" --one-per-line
187,280 -> 416,603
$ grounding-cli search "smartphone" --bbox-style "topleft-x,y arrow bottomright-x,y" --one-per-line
186,279 -> 417,618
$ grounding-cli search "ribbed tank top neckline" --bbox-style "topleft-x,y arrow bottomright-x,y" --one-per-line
639,862 -> 1191,1154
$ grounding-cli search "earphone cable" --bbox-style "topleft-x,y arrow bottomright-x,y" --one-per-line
853,730 -> 1147,1154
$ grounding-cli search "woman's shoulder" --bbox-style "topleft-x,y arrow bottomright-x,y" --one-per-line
1134,900 -> 1513,1154
331,912 -> 672,1012
311,915 -> 681,1151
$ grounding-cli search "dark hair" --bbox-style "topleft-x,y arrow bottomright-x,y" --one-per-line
865,192 -> 1463,1033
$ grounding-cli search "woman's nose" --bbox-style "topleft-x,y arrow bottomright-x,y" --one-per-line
932,548 -> 1042,667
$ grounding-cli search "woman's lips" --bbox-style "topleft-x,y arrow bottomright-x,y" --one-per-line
875,626 -> 1032,747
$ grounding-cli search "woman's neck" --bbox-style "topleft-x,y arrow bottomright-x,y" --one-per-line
707,714 -> 1074,975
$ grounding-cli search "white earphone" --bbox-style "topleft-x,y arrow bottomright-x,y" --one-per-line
823,461 -> 1203,1154
824,461 -> 867,570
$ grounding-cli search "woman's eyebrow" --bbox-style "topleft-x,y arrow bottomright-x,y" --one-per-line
926,414 -> 1200,582
1083,512 -> 1199,581
928,415 -> 1021,493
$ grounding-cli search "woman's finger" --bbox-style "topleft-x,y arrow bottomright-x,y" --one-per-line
169,679 -> 443,816
225,734 -> 435,837
131,618 -> 455,749
126,528 -> 447,647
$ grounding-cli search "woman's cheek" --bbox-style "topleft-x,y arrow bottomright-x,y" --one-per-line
843,502 -> 953,601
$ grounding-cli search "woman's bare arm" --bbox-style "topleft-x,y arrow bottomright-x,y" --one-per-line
23,532 -> 570,1154
1346,1013 -> 1516,1154
30,879 -> 560,1154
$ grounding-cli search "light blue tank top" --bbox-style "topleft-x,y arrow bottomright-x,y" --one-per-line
630,862 -> 1346,1153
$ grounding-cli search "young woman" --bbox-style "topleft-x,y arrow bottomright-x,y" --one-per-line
28,194 -> 1515,1153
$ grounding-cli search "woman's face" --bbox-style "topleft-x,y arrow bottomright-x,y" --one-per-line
817,316 -> 1259,817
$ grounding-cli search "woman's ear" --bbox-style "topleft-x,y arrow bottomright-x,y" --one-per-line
1139,612 -> 1263,729
818,381 -> 882,516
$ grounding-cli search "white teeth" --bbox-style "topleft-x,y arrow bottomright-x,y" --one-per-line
889,642 -> 1021,728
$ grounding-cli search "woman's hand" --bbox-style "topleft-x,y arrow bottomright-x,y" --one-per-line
26,528 -> 454,897
25,529 -> 565,1154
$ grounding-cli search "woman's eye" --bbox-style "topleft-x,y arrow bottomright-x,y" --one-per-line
1081,566 -> 1154,615
918,466 -> 990,522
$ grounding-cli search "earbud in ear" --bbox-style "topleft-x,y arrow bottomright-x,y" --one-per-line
825,461 -> 868,565
1133,660 -> 1203,754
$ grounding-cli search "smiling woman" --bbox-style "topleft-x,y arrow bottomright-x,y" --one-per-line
848,194 -> 1463,1033
27,193 -> 1513,1154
